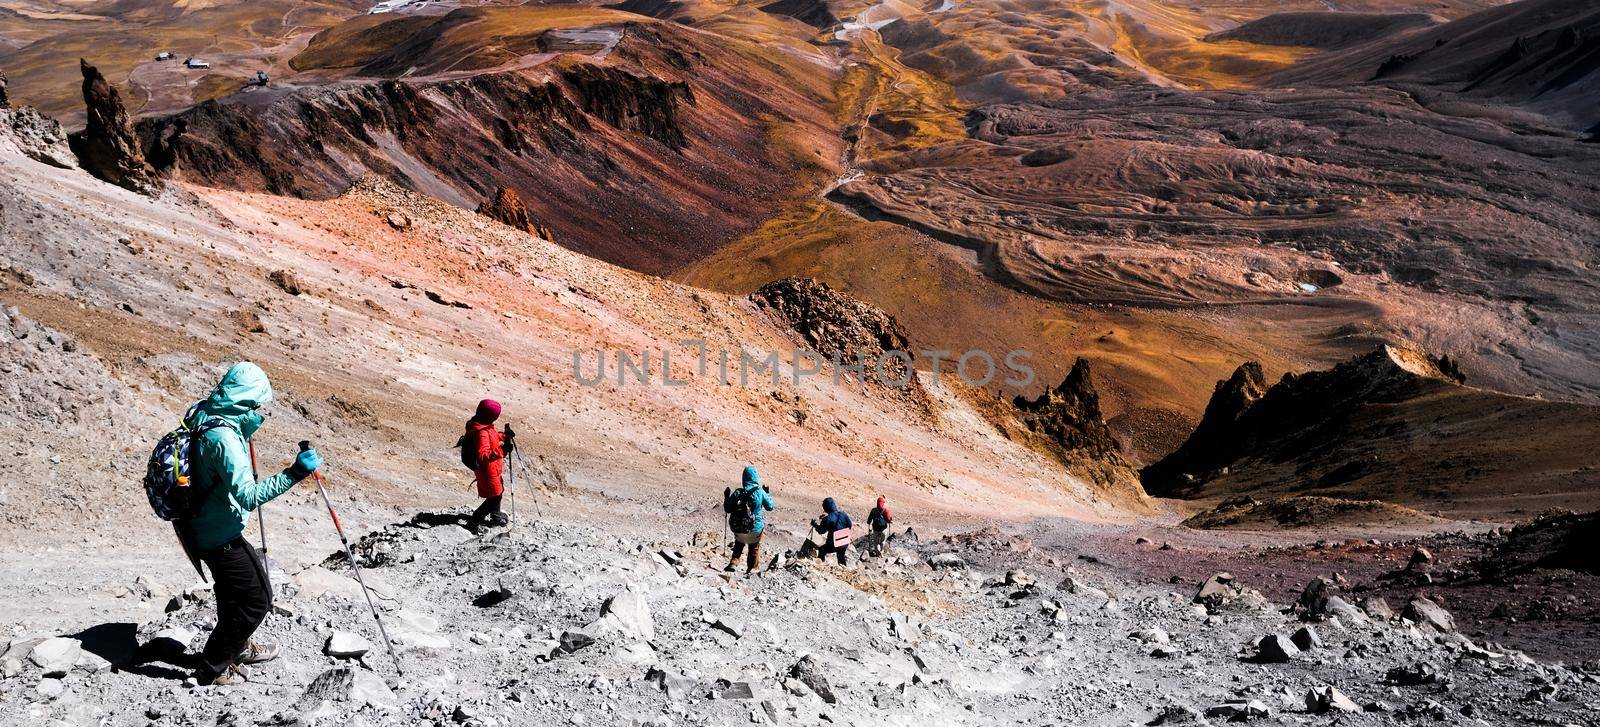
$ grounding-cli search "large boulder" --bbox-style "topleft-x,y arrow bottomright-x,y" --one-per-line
1193,573 -> 1242,609
1252,634 -> 1300,663
28,638 -> 81,677
594,587 -> 654,642
1403,597 -> 1455,632
66,60 -> 160,195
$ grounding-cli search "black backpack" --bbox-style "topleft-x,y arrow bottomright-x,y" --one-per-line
726,487 -> 757,533
456,433 -> 480,470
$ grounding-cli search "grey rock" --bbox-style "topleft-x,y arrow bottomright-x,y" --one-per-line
1290,626 -> 1322,651
720,681 -> 755,700
927,553 -> 966,570
296,666 -> 396,711
1402,597 -> 1455,632
29,637 -> 80,677
1384,663 -> 1440,686
1148,704 -> 1210,725
596,587 -> 654,641
1359,596 -> 1395,620
646,668 -> 696,701
1252,634 -> 1300,663
1204,700 -> 1268,720
1304,686 -> 1360,713
324,631 -> 371,659
36,677 -> 64,699
559,631 -> 596,654
789,655 -> 837,704
1194,573 -> 1241,609
1130,628 -> 1171,645
1059,576 -> 1109,601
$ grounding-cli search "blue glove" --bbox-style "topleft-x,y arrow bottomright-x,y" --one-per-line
289,448 -> 322,481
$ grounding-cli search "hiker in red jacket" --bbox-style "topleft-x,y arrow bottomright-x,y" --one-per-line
462,399 -> 512,533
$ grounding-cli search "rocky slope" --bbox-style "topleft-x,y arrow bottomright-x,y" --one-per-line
5,500 -> 1598,726
1140,346 -> 1600,517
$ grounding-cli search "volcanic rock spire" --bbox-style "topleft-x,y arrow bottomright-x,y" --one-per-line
67,59 -> 160,196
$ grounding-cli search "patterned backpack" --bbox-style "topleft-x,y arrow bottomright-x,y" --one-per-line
143,404 -> 235,521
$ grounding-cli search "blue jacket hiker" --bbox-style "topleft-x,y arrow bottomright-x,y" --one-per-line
179,362 -> 322,686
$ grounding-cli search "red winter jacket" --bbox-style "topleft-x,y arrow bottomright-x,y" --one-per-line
467,420 -> 504,498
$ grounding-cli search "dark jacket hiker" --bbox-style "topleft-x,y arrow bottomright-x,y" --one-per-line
815,497 -> 853,566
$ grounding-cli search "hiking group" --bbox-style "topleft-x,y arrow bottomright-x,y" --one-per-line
722,468 -> 895,574
146,362 -> 900,687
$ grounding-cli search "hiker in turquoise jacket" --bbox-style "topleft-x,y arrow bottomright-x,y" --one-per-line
180,362 -> 321,686
723,466 -> 775,573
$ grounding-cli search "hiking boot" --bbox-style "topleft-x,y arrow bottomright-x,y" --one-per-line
489,513 -> 510,527
723,563 -> 737,573
236,640 -> 280,665
198,664 -> 247,686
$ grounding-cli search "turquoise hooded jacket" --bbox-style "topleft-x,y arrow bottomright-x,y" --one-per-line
725,466 -> 775,533
182,362 -> 301,550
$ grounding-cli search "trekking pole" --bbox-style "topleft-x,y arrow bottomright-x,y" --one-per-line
299,441 -> 403,676
514,449 -> 543,520
504,447 -> 518,531
248,442 -> 269,591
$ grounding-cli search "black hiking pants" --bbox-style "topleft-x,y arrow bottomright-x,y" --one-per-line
468,495 -> 504,527
198,537 -> 271,676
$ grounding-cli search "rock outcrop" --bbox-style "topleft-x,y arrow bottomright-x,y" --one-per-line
1012,358 -> 1124,462
560,64 -> 692,150
1142,346 -> 1463,497
0,68 -> 8,108
751,277 -> 916,390
1002,358 -> 1141,495
66,60 -> 159,195
476,187 -> 555,241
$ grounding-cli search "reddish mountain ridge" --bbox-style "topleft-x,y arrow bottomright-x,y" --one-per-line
135,19 -> 841,275
1268,0 -> 1600,131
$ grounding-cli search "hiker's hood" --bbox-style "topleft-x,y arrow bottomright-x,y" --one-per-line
742,466 -> 760,488
823,497 -> 837,514
474,399 -> 502,424
877,497 -> 886,508
191,362 -> 272,438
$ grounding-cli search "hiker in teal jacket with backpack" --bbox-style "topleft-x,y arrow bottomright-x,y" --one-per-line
157,362 -> 322,686
723,466 -> 774,574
